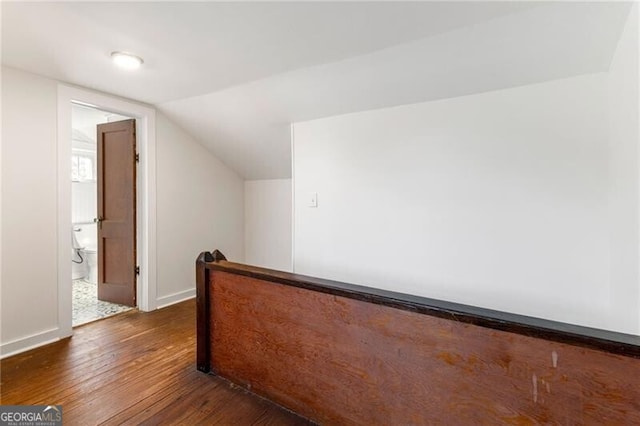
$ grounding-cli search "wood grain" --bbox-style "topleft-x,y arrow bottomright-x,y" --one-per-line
197,253 -> 640,358
208,270 -> 640,425
0,299 -> 313,425
97,119 -> 137,306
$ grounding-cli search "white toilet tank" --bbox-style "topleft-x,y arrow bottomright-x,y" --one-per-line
72,227 -> 87,279
74,223 -> 98,283
76,223 -> 97,250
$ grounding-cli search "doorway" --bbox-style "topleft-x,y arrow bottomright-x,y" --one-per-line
57,84 -> 157,339
71,104 -> 135,326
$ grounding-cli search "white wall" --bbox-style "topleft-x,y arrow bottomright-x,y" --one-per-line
606,5 -> 639,334
1,67 -> 59,349
72,183 -> 96,225
1,66 -> 245,355
244,179 -> 292,271
292,72 -> 639,333
156,112 -> 244,307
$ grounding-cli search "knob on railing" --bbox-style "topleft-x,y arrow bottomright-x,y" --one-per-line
204,250 -> 227,262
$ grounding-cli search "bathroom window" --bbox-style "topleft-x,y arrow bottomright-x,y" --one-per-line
71,154 -> 95,181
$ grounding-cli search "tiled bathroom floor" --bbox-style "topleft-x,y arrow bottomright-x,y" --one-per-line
72,279 -> 133,327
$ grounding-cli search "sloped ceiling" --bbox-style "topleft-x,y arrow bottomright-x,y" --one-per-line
1,2 -> 633,179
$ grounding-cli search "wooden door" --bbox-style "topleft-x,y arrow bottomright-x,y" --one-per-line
97,119 -> 137,306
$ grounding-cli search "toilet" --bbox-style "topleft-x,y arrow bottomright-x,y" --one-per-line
83,246 -> 98,284
71,229 -> 87,280
72,223 -> 98,284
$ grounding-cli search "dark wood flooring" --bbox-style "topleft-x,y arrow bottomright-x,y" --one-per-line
0,299 -> 312,425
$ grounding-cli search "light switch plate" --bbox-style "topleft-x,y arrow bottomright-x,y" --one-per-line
308,192 -> 318,207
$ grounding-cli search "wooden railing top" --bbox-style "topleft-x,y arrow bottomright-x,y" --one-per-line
197,250 -> 640,359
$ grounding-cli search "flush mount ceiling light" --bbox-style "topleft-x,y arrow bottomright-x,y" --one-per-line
110,51 -> 144,70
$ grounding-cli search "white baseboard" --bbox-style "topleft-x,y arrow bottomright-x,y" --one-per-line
0,328 -> 61,359
156,288 -> 196,310
1,291 -> 195,358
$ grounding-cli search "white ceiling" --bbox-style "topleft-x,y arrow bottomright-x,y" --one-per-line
2,2 -> 633,179
2,2 -> 537,104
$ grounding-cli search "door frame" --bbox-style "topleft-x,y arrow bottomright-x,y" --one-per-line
57,85 -> 157,337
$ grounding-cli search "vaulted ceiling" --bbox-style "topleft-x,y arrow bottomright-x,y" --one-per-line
2,2 -> 633,179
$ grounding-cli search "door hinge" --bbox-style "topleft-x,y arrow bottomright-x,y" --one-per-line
135,153 -> 140,163
136,266 -> 140,276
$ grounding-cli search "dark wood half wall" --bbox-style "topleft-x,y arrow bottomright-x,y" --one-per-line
196,251 -> 640,425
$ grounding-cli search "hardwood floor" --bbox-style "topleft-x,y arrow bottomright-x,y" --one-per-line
0,299 -> 313,425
